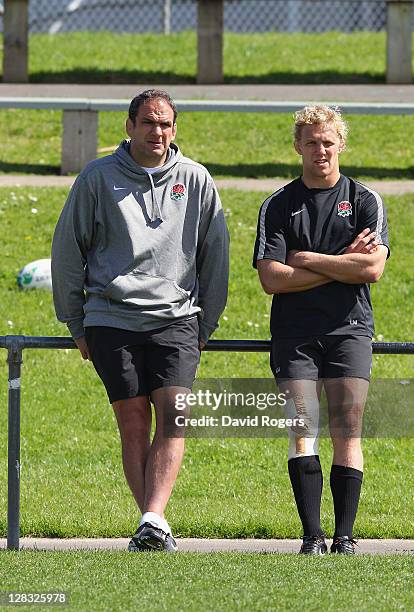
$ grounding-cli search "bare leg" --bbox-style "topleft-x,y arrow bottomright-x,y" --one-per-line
112,396 -> 152,512
279,379 -> 322,456
325,377 -> 369,539
325,377 -> 369,470
143,386 -> 188,517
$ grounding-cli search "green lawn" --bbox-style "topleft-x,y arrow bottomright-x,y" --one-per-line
0,552 -> 413,611
1,31 -> 412,83
0,109 -> 413,181
1,28 -> 413,611
0,187 -> 413,539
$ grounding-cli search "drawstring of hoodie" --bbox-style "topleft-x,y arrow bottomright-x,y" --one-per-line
147,172 -> 164,223
114,141 -> 182,224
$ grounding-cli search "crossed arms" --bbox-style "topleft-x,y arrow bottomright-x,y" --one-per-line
257,228 -> 388,295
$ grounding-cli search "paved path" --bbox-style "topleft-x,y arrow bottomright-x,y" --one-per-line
1,538 -> 413,554
2,174 -> 414,194
2,83 -> 414,103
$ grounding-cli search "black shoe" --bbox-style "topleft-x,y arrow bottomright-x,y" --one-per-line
331,536 -> 357,555
128,522 -> 178,552
164,533 -> 178,552
299,535 -> 328,555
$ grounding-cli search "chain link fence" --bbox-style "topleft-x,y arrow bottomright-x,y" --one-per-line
1,0 -> 413,34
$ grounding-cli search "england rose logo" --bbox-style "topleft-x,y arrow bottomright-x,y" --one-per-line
170,183 -> 186,201
337,201 -> 352,217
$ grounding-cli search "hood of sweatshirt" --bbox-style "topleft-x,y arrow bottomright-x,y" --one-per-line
113,140 -> 183,223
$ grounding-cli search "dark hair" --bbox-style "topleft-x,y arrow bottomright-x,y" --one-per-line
128,89 -> 178,124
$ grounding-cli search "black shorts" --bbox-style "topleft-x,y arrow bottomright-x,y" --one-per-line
85,318 -> 200,403
270,335 -> 372,382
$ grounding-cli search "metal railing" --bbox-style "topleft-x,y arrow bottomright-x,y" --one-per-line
2,98 -> 414,115
2,97 -> 414,174
1,334 -> 413,551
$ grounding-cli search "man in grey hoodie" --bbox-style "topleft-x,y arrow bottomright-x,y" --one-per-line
52,89 -> 229,552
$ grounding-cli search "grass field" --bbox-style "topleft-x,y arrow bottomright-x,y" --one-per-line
1,31 -> 413,83
1,109 -> 413,181
1,552 -> 414,611
0,27 -> 413,612
0,186 -> 413,541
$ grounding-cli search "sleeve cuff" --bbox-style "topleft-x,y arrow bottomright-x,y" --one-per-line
66,319 -> 85,340
199,320 -> 218,344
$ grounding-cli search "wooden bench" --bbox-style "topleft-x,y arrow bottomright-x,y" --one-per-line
1,96 -> 414,174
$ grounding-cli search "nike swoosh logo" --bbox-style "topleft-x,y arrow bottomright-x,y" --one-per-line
113,185 -> 128,191
291,208 -> 304,216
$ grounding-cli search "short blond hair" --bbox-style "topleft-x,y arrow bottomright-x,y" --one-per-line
294,105 -> 348,147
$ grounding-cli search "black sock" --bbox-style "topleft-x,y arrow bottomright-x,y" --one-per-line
330,464 -> 363,538
288,455 -> 323,537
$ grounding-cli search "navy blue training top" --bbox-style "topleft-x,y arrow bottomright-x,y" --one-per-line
253,175 -> 390,339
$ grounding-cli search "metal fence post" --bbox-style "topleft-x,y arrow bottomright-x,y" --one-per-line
6,336 -> 24,551
163,0 -> 171,35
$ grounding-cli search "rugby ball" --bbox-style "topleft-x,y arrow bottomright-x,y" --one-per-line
17,258 -> 52,291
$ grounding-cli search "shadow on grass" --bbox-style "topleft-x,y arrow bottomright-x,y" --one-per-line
204,162 -> 414,180
341,165 -> 414,180
24,68 -> 387,85
0,160 -> 412,181
28,69 -> 196,84
224,71 -> 386,84
0,161 -> 60,175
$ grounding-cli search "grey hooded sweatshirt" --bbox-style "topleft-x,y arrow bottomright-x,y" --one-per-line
51,141 -> 229,343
